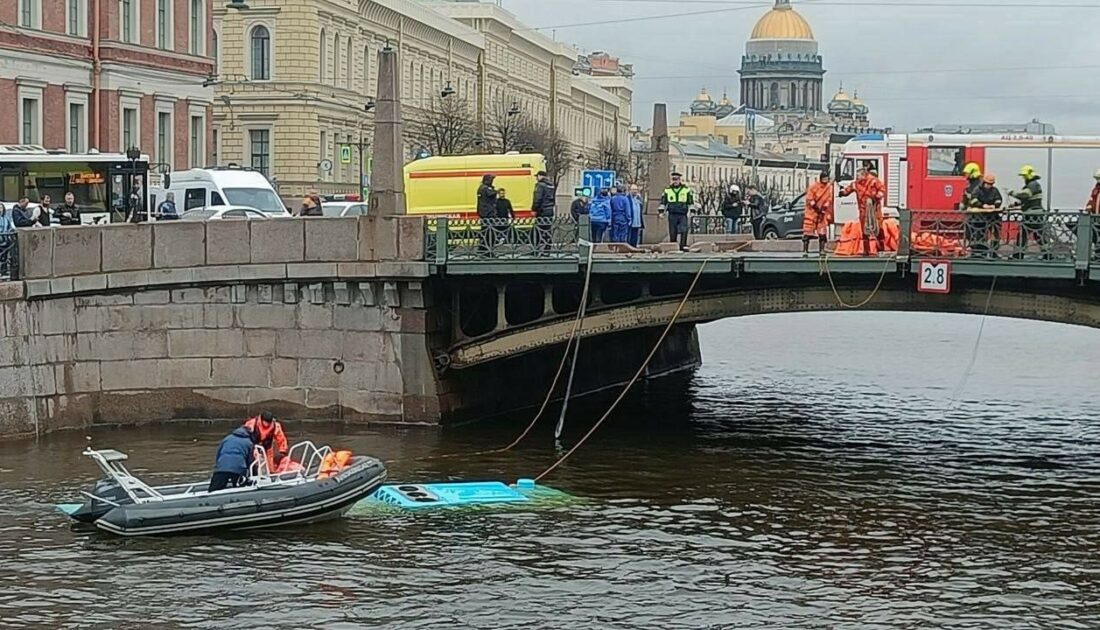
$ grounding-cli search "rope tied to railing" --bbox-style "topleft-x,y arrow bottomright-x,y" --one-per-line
534,258 -> 711,482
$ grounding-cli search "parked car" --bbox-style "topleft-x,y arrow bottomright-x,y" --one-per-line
180,206 -> 271,221
760,193 -> 805,239
321,201 -> 369,217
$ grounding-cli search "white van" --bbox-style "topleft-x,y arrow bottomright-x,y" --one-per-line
159,166 -> 289,216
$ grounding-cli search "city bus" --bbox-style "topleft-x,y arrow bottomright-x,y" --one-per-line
0,145 -> 152,224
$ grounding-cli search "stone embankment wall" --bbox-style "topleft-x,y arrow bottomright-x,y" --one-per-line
0,217 -> 443,438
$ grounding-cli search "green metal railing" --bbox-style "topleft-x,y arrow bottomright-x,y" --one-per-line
0,231 -> 17,281
425,216 -> 581,263
903,209 -> 1091,264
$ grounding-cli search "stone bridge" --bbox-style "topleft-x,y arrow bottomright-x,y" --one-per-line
2,212 -> 1099,437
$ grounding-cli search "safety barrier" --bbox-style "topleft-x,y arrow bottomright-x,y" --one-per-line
903,209 -> 1088,263
0,230 -> 16,281
425,216 -> 580,262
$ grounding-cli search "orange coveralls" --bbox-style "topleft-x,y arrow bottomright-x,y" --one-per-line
842,174 -> 886,236
803,180 -> 835,237
242,416 -> 289,471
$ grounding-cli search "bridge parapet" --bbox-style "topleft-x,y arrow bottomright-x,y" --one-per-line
9,216 -> 428,298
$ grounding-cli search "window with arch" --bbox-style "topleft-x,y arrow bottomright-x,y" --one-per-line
319,29 -> 327,83
363,45 -> 371,93
769,82 -> 779,108
332,34 -> 340,86
344,39 -> 352,88
249,25 -> 270,80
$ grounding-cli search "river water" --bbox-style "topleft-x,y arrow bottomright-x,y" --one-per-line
2,313 -> 1100,629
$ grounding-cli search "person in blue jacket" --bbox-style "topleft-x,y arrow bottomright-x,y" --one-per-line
588,188 -> 612,243
609,184 -> 633,244
209,426 -> 258,492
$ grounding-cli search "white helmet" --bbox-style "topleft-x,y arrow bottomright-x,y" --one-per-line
729,184 -> 741,193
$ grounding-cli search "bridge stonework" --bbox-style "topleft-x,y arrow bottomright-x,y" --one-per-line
0,217 -> 445,437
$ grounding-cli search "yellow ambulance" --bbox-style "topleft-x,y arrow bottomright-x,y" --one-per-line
403,153 -> 546,218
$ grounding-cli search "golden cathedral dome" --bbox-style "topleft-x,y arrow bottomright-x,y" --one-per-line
750,0 -> 815,41
695,88 -> 713,102
832,86 -> 851,102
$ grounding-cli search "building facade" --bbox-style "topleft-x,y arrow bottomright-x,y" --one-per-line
212,0 -> 631,201
0,0 -> 215,166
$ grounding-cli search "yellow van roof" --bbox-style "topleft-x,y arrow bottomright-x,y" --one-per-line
403,153 -> 545,174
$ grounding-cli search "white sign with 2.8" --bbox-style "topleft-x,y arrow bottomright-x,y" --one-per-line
917,260 -> 951,294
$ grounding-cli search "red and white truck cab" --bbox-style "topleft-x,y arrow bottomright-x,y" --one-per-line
832,132 -> 1100,223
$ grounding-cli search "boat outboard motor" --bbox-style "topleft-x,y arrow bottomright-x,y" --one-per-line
69,477 -> 132,523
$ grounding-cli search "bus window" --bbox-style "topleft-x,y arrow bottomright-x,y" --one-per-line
927,146 -> 965,177
184,188 -> 206,210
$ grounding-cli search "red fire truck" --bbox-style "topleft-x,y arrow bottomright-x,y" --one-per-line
831,133 -> 1100,224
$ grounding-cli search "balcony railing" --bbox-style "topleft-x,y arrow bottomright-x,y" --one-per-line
425,216 -> 581,263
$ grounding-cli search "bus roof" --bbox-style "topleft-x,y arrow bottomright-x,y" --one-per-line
0,145 -> 149,162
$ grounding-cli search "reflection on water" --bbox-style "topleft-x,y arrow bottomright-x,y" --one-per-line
2,313 -> 1100,628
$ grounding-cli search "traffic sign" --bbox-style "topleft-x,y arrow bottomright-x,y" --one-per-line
340,145 -> 352,164
581,169 -> 616,193
917,260 -> 951,294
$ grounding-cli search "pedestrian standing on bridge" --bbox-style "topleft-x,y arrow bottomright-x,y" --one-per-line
745,186 -> 766,240
659,172 -> 694,251
628,184 -> 645,247
531,170 -> 556,255
477,174 -> 500,255
720,184 -> 744,235
966,173 -> 1004,258
588,188 -> 612,243
803,172 -> 834,256
609,184 -> 633,244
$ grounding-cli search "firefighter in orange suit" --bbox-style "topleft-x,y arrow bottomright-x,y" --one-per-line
242,411 -> 289,472
802,171 -> 835,256
840,167 -> 886,255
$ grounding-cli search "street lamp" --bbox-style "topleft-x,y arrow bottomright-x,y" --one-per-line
507,102 -> 520,117
364,97 -> 376,112
440,83 -> 455,98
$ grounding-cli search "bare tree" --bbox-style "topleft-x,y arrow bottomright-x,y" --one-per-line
412,97 -> 478,157
628,148 -> 650,189
515,119 -> 574,186
594,137 -> 629,175
486,100 -> 530,153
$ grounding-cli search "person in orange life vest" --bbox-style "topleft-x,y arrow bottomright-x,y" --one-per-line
840,167 -> 886,254
242,411 -> 288,472
802,171 -> 835,256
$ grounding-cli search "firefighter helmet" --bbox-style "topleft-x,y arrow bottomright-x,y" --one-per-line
962,162 -> 982,178
1018,165 -> 1037,179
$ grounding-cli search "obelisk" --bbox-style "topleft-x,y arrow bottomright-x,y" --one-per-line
368,46 -> 406,216
644,103 -> 670,244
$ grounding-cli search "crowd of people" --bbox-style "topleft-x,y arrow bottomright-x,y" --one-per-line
473,170 -> 558,252
570,183 -> 646,247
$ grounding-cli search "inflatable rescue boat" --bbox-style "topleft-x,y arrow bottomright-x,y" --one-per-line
60,443 -> 386,536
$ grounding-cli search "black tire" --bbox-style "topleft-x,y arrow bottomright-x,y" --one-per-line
763,227 -> 780,240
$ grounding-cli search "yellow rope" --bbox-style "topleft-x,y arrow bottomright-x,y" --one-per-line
819,250 -> 897,310
409,246 -> 597,463
535,258 -> 710,482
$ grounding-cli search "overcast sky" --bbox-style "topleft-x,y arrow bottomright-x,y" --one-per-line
496,0 -> 1100,134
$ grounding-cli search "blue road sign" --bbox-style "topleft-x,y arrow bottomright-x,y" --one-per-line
581,169 -> 616,193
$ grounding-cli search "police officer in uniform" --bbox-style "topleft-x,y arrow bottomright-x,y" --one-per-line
659,171 -> 694,251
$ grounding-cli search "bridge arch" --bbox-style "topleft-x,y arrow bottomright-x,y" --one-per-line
448,280 -> 1100,369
